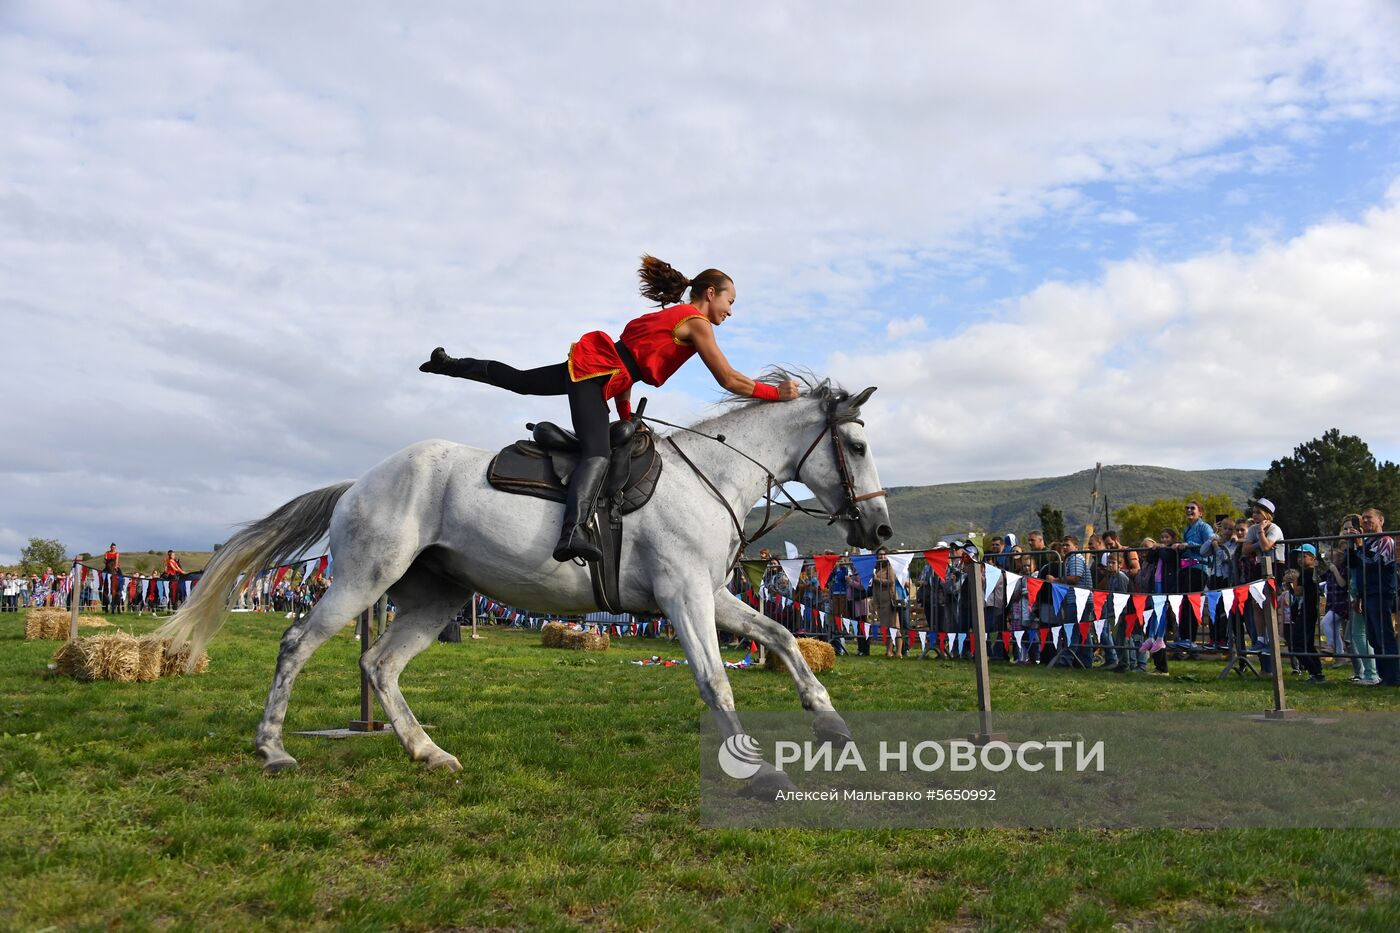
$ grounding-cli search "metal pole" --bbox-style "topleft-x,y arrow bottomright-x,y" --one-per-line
968,561 -> 1006,744
471,592 -> 482,639
349,606 -> 385,731
1262,556 -> 1298,720
68,559 -> 82,641
376,594 -> 387,639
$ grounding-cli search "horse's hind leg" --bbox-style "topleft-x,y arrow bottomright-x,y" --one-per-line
362,565 -> 472,771
254,582 -> 392,773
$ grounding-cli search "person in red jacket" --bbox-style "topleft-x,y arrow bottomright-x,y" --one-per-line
420,255 -> 798,563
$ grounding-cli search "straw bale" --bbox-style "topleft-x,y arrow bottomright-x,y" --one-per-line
86,632 -> 141,682
765,637 -> 836,674
52,639 -> 87,679
541,621 -> 609,651
51,633 -> 208,681
24,609 -> 110,640
135,637 -> 165,682
156,639 -> 210,677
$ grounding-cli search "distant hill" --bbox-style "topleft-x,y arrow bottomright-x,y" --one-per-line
746,464 -> 1264,554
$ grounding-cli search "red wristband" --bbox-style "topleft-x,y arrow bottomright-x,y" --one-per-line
616,399 -> 633,421
751,381 -> 780,402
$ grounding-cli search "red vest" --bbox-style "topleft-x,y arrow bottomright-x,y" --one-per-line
567,305 -> 706,401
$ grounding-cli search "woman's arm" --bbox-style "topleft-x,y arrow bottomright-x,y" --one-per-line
677,317 -> 798,399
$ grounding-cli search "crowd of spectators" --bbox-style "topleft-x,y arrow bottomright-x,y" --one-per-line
738,498 -> 1399,686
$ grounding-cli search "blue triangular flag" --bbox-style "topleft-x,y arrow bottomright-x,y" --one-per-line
851,554 -> 878,588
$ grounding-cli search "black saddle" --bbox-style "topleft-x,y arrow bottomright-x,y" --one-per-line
486,405 -> 662,612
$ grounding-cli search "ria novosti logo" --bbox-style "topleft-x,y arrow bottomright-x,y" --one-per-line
718,733 -> 764,779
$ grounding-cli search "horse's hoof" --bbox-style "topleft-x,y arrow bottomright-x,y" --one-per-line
260,755 -> 299,775
422,751 -> 462,772
737,763 -> 798,800
812,712 -> 854,748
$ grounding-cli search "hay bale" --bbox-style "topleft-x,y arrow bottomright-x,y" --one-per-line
158,640 -> 209,677
86,632 -> 141,682
52,639 -> 87,679
541,621 -> 609,651
135,637 -> 165,682
765,637 -> 836,674
25,608 -> 67,640
24,609 -> 108,640
51,634 -> 208,681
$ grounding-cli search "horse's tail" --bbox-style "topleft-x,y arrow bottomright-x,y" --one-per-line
154,480 -> 355,665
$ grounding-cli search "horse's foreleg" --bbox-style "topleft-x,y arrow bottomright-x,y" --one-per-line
713,588 -> 852,746
362,574 -> 471,771
662,582 -> 795,796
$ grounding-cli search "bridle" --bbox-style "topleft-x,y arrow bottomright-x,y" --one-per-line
640,396 -> 887,568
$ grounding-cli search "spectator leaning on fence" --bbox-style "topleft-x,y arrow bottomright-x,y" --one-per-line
1349,508 -> 1397,687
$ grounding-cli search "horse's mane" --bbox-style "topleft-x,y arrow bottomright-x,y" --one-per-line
684,367 -> 863,436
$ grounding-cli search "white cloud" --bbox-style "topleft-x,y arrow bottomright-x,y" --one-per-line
833,182 -> 1400,484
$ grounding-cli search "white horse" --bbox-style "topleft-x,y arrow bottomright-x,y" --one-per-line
157,376 -> 892,787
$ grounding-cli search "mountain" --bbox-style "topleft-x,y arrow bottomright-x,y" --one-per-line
745,464 -> 1264,554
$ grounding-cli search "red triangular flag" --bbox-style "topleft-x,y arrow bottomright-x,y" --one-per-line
1234,585 -> 1251,611
1077,621 -> 1090,641
750,640 -> 758,653
1132,594 -> 1148,619
938,632 -> 948,651
1126,616 -> 1138,637
1025,576 -> 1044,605
814,554 -> 839,590
1039,627 -> 1050,646
1092,591 -> 1108,618
1186,593 -> 1204,622
1264,578 -> 1278,606
923,549 -> 949,581
1001,631 -> 1012,654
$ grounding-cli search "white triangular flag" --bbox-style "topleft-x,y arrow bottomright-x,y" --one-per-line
1094,619 -> 1106,639
1167,594 -> 1184,620
1151,595 -> 1168,621
1004,571 -> 1022,599
984,565 -> 1003,600
1249,580 -> 1268,606
1220,588 -> 1235,616
1112,592 -> 1130,620
887,552 -> 914,589
784,541 -> 799,559
1074,587 -> 1092,620
779,559 -> 804,593
1052,626 -> 1063,647
918,631 -> 927,649
1014,630 -> 1025,648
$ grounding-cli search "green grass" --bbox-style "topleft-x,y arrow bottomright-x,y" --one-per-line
3,608 -> 1399,931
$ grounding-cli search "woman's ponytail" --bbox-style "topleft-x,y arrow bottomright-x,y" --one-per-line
638,255 -> 691,306
638,255 -> 732,307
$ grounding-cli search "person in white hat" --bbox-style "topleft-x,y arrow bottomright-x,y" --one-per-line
1242,498 -> 1285,565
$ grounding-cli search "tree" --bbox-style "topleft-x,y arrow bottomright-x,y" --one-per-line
1114,491 -> 1238,547
1036,503 -> 1065,543
1253,430 -> 1400,537
19,537 -> 67,575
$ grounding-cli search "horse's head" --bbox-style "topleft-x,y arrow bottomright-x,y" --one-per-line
796,381 -> 893,550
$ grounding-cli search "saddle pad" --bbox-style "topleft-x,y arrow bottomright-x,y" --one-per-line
487,433 -> 663,515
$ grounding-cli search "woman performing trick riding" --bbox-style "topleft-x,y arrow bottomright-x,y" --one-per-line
419,255 -> 800,564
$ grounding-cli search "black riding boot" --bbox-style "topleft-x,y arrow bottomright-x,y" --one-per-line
553,456 -> 608,563
419,347 -> 492,381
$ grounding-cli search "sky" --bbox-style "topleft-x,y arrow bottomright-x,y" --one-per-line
4,1 -> 1400,562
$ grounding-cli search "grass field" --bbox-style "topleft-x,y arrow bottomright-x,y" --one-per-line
3,609 -> 1400,931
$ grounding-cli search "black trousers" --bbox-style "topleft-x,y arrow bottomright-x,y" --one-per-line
484,361 -> 611,460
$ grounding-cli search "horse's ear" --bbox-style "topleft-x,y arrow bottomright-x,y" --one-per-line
847,386 -> 877,409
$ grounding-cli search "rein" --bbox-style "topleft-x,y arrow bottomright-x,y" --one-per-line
639,402 -> 886,568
